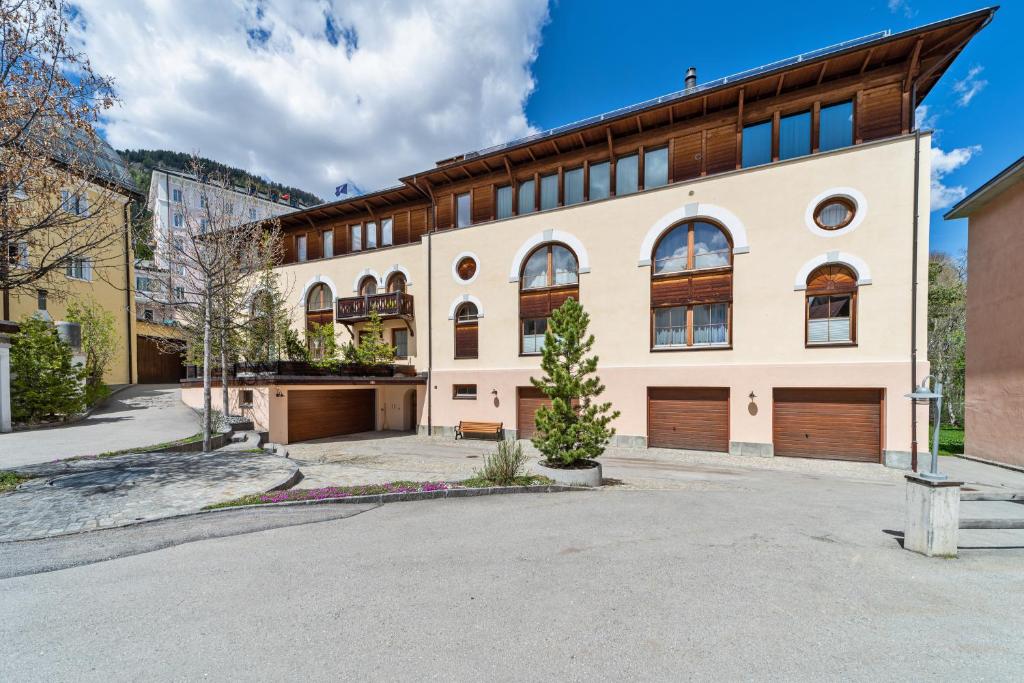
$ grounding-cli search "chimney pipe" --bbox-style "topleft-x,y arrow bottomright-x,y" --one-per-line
685,66 -> 697,90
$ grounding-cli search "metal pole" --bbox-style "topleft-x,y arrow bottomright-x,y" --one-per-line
930,382 -> 943,478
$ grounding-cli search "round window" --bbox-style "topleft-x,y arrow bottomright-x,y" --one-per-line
456,256 -> 477,282
813,198 -> 856,230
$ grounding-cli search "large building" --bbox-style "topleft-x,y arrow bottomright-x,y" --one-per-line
183,9 -> 993,466
5,138 -> 141,386
945,155 -> 1024,469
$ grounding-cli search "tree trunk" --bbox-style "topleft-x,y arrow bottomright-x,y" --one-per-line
220,326 -> 230,421
202,289 -> 212,452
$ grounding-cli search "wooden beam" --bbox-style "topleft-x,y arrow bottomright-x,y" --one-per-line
503,155 -> 514,183
551,137 -> 562,154
606,126 -> 614,157
859,47 -> 875,75
775,73 -> 786,96
635,115 -> 644,133
961,491 -> 1024,502
904,37 -> 923,92
526,146 -> 537,162
576,132 -> 587,148
816,62 -> 828,86
735,88 -> 744,170
960,519 -> 1024,530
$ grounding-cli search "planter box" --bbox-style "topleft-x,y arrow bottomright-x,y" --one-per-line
534,459 -> 602,487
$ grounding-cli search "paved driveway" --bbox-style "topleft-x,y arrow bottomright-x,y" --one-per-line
0,385 -> 198,468
3,478 -> 1023,679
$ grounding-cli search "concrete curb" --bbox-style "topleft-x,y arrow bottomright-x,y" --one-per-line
953,453 -> 1024,475
203,483 -> 590,514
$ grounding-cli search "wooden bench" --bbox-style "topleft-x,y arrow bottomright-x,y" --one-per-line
455,421 -> 503,440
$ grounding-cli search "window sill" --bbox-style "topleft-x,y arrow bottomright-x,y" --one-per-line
651,344 -> 732,352
805,342 -> 857,348
454,355 -> 478,360
65,276 -> 92,282
519,352 -> 542,357
452,396 -> 477,401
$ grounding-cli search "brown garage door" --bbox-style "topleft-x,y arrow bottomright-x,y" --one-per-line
517,386 -> 551,440
647,387 -> 730,452
137,335 -> 185,383
287,389 -> 375,443
773,388 -> 882,462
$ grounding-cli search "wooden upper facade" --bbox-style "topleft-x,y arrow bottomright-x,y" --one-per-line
275,8 -> 994,266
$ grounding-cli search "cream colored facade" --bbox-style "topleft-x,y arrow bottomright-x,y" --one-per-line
254,134 -> 930,463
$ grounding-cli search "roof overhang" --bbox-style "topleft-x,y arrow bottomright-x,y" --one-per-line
944,155 -> 1024,220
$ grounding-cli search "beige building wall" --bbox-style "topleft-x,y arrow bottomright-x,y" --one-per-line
425,135 -> 930,459
7,192 -> 137,386
964,179 -> 1024,466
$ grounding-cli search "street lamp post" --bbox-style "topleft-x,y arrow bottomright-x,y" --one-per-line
906,375 -> 945,481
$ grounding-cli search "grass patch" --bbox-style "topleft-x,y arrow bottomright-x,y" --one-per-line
461,474 -> 554,488
929,425 -> 964,456
57,433 -> 206,463
0,471 -> 32,493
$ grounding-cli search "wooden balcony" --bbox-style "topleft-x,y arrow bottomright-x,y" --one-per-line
336,291 -> 414,322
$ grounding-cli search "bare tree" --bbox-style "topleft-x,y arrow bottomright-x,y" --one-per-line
928,251 -> 967,427
151,157 -> 281,451
1,0 -> 131,319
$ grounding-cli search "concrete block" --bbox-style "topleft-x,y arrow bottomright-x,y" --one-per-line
904,475 -> 962,558
612,434 -> 647,449
729,441 -> 774,458
885,450 -> 913,470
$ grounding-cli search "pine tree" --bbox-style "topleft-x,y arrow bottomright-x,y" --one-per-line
10,317 -> 85,423
530,298 -> 619,466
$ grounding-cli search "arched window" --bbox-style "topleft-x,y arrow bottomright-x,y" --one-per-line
454,302 -> 479,359
519,243 -> 579,355
650,221 -> 732,349
305,283 -> 334,359
358,275 -> 378,296
521,244 -> 578,290
386,272 -> 407,293
806,264 -> 856,345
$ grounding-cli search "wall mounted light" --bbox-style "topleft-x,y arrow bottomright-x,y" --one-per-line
748,391 -> 757,401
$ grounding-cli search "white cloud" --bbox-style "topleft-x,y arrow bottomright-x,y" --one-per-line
888,0 -> 914,18
952,65 -> 987,107
70,0 -> 550,200
914,105 -> 938,131
931,145 -> 981,209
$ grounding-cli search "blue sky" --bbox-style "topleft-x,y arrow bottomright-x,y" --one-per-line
524,1 -> 1017,258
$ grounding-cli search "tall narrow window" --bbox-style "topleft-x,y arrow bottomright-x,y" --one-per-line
519,244 -> 579,355
323,230 -> 334,258
305,283 -> 333,358
742,121 -> 772,167
392,328 -> 409,358
381,218 -> 393,246
454,302 -> 479,359
456,193 -> 471,228
65,257 -> 92,281
518,179 -> 536,214
616,154 -> 639,195
173,213 -> 183,228
564,167 -> 584,205
779,111 -> 811,160
650,221 -> 733,350
806,264 -> 857,345
350,224 -> 362,251
386,272 -> 407,293
540,173 -> 559,210
366,221 -> 377,248
644,147 -> 669,189
172,188 -> 183,202
296,235 -> 307,262
819,100 -> 854,152
589,161 -> 610,200
359,276 -> 377,296
496,185 -> 513,219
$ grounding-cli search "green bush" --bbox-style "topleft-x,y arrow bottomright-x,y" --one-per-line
477,440 -> 530,486
10,317 -> 85,423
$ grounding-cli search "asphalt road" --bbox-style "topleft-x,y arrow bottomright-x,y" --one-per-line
0,385 -> 198,467
3,469 -> 1022,681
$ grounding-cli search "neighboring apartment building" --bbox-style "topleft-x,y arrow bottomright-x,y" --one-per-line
944,155 -> 1024,468
5,138 -> 141,385
134,259 -> 187,383
181,9 -> 993,466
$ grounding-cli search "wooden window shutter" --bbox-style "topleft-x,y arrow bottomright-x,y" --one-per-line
472,185 -> 493,223
671,132 -> 703,183
394,211 -> 410,245
858,84 -> 902,142
409,207 -> 428,240
454,322 -> 479,359
435,193 -> 453,230
704,124 -> 737,175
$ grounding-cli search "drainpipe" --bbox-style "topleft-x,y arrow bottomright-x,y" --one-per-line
123,199 -> 134,384
426,231 -> 433,436
906,25 -> 984,471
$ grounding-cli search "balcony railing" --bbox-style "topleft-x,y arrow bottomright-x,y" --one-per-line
336,291 -> 413,322
184,361 -> 419,380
